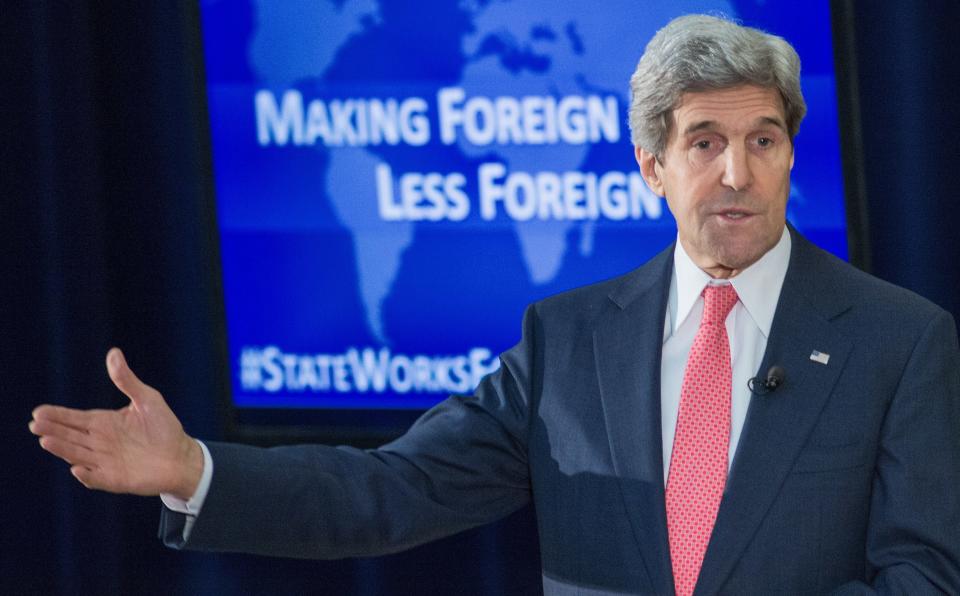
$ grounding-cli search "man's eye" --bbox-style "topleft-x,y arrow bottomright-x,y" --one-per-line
756,137 -> 773,147
694,140 -> 711,150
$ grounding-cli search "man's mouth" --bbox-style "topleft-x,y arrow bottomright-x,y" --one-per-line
716,209 -> 754,221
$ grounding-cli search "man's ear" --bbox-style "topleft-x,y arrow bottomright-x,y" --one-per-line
635,146 -> 665,197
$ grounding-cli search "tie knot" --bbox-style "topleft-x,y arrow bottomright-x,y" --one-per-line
701,284 -> 738,327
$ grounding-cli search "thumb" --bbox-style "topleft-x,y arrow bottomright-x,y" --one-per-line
106,348 -> 155,405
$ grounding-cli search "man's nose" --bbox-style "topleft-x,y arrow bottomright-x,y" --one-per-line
720,145 -> 753,191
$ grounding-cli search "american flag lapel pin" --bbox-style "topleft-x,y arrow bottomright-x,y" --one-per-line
809,350 -> 830,365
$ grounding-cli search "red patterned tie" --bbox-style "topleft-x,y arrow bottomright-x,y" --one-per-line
666,283 -> 738,596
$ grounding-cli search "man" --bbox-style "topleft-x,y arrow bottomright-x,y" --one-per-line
30,14 -> 960,595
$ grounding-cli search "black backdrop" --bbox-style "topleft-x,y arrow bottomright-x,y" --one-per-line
3,2 -> 959,594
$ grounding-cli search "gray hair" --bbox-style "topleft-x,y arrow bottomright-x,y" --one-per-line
628,14 -> 806,158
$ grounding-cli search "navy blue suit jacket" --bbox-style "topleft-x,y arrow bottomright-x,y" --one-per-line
162,229 -> 960,594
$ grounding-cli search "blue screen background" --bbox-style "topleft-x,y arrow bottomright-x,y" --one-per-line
198,0 -> 847,410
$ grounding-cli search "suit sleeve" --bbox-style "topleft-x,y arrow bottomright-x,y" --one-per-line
159,305 -> 542,559
831,309 -> 960,595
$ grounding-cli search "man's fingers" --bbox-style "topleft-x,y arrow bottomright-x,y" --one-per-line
105,348 -> 155,406
70,465 -> 117,492
38,435 -> 98,468
32,404 -> 94,431
70,465 -> 97,489
32,407 -> 118,452
72,465 -> 135,494
30,418 -> 104,451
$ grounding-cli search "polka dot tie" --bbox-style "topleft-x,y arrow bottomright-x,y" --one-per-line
666,283 -> 738,596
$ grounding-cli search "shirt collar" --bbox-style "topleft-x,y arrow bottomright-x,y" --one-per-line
667,226 -> 792,339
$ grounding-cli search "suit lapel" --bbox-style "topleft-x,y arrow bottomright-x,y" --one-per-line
594,244 -> 675,593
694,231 -> 854,595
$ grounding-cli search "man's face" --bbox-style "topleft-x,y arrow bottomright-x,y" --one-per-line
636,85 -> 794,278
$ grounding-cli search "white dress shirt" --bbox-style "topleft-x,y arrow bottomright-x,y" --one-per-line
163,227 -> 792,532
660,227 -> 791,482
159,440 -> 213,536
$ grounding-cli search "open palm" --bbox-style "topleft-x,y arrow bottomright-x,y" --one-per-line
30,348 -> 202,499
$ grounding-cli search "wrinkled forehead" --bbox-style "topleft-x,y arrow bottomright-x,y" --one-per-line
668,85 -> 788,139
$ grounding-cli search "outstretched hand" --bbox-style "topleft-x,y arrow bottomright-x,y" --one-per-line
30,348 -> 203,499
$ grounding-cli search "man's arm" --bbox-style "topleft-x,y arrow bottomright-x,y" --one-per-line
159,306 -> 540,558
832,310 -> 960,594
32,306 -> 540,559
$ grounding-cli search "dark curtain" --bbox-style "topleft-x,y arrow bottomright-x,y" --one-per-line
3,1 -> 958,594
